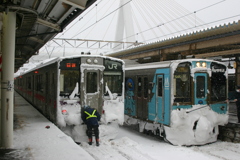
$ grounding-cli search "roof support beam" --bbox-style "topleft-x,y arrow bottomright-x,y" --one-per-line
28,37 -> 45,45
195,48 -> 240,58
59,0 -> 87,10
37,18 -> 61,31
117,34 -> 240,60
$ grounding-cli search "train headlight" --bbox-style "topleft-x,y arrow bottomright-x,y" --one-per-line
202,62 -> 207,67
196,62 -> 201,67
87,59 -> 92,64
196,62 -> 207,68
93,59 -> 98,64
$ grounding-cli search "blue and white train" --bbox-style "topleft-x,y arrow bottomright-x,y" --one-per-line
124,59 -> 228,145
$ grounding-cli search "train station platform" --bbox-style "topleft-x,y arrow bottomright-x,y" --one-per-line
0,92 -> 94,160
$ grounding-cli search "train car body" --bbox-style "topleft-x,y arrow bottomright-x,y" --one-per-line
124,59 -> 228,146
15,55 -> 125,142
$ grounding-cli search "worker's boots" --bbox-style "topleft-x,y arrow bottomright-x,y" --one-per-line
88,138 -> 92,145
96,139 -> 100,146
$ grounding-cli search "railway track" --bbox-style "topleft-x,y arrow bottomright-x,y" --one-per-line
192,141 -> 240,160
80,137 -> 154,160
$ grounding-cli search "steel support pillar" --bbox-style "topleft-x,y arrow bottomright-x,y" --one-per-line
1,12 -> 16,148
0,13 -> 2,147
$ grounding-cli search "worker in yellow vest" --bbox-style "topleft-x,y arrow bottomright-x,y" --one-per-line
81,105 -> 101,146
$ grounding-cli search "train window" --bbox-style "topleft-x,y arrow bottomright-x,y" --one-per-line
196,76 -> 205,98
46,73 -> 49,94
104,72 -> 122,95
137,77 -> 142,97
210,62 -> 227,102
144,77 -> 148,98
36,74 -> 43,92
86,72 -> 98,93
211,73 -> 226,102
27,77 -> 31,89
52,73 -> 55,85
174,62 -> 191,102
60,70 -> 80,96
158,77 -> 163,97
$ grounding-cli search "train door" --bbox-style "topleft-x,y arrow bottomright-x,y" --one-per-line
82,69 -> 103,113
194,73 -> 207,105
32,75 -> 34,103
45,72 -> 50,117
156,75 -> 164,122
148,69 -> 170,126
136,76 -> 148,120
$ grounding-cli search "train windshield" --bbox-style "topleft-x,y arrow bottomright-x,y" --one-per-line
59,59 -> 80,97
103,59 -> 123,96
210,62 -> 227,102
104,72 -> 123,96
173,62 -> 191,103
60,70 -> 80,97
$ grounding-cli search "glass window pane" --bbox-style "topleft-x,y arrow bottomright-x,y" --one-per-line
86,72 -> 97,93
144,77 -> 148,98
158,77 -> 163,97
196,76 -> 205,98
104,72 -> 122,95
211,73 -> 226,101
138,77 -> 142,97
210,62 -> 227,102
60,70 -> 79,95
173,62 -> 191,102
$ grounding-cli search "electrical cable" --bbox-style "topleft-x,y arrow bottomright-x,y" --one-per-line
43,0 -> 236,56
72,0 -> 132,38
120,0 -> 227,43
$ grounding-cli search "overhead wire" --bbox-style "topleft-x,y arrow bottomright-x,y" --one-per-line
72,0 -> 132,38
120,0 -> 228,43
42,0 -> 236,57
146,14 -> 240,42
131,3 -> 146,42
54,0 -> 112,54
58,0 -> 104,38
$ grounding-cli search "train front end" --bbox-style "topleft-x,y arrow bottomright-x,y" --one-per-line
165,60 -> 229,145
57,56 -> 125,142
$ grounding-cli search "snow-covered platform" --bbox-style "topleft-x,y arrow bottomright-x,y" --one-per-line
0,92 -> 94,160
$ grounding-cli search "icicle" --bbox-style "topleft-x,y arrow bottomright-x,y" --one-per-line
105,83 -> 113,100
69,82 -> 79,100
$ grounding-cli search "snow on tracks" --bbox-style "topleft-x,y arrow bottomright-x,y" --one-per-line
192,141 -> 240,160
80,137 -> 154,160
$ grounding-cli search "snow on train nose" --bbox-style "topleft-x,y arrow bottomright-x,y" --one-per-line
193,116 -> 217,143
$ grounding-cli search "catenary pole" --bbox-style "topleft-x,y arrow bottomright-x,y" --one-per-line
1,12 -> 16,148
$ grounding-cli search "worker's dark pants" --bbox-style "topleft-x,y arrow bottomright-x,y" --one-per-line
237,104 -> 240,123
87,125 -> 99,140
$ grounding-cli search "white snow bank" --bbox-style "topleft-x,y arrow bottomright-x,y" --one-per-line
164,105 -> 228,146
102,98 -> 124,125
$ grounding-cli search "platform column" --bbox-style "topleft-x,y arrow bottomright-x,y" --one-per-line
1,12 -> 16,148
0,13 -> 2,146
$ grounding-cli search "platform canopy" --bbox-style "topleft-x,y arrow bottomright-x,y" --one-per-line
0,0 -> 96,72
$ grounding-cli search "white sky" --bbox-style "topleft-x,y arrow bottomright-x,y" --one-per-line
30,0 -> 240,62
